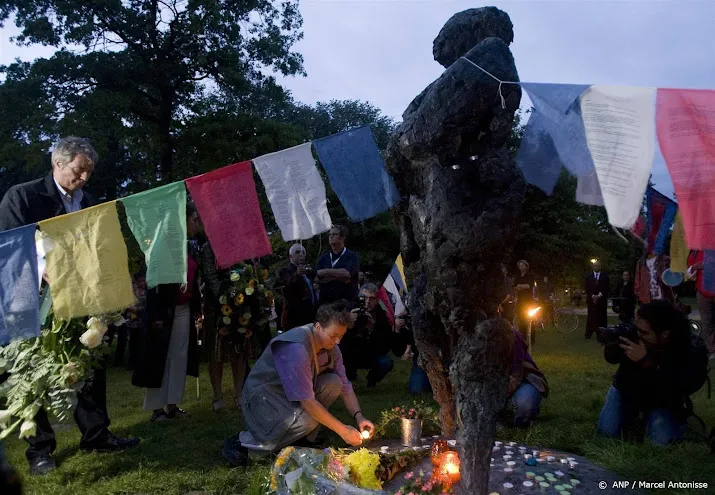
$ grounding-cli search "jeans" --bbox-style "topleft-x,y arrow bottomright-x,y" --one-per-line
512,383 -> 542,426
366,354 -> 394,386
409,353 -> 432,395
598,386 -> 685,445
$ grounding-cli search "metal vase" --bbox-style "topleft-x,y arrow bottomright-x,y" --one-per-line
400,418 -> 423,447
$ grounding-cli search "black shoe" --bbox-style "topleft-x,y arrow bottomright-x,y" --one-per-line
81,432 -> 141,453
150,409 -> 170,422
222,435 -> 249,467
167,407 -> 189,419
28,454 -> 56,476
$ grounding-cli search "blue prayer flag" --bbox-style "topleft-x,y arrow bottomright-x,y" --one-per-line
645,187 -> 678,255
0,224 -> 40,345
312,125 -> 400,222
517,83 -> 594,192
703,250 -> 715,294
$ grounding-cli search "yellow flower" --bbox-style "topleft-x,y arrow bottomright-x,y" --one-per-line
262,269 -> 269,281
248,279 -> 256,288
266,291 -> 274,298
235,293 -> 245,305
239,312 -> 251,326
245,287 -> 255,296
221,305 -> 232,316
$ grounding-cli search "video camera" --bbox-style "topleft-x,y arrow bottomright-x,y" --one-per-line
596,321 -> 638,346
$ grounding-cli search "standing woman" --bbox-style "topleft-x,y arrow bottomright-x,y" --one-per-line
132,203 -> 203,421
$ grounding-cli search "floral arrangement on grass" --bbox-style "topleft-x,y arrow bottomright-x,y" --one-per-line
0,310 -> 125,440
396,469 -> 452,495
374,400 -> 440,437
216,261 -> 273,357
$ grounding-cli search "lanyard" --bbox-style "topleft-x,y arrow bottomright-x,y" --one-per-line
330,247 -> 346,268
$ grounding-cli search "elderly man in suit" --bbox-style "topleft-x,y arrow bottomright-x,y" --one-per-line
585,260 -> 610,339
0,137 -> 140,475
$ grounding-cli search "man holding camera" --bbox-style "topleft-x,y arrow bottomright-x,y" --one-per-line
597,300 -> 708,445
277,243 -> 317,329
340,284 -> 396,387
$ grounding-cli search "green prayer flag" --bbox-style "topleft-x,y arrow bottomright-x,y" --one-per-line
39,286 -> 52,325
121,182 -> 187,288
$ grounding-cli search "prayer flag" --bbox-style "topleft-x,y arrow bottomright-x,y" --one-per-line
382,273 -> 406,316
519,83 -> 593,180
656,88 -> 715,249
575,170 -> 604,206
253,143 -> 332,241
38,202 -> 135,319
185,162 -> 271,267
581,86 -> 656,228
121,182 -> 188,288
312,125 -> 400,221
0,224 -> 40,345
516,110 -> 564,194
645,187 -> 677,255
704,250 -> 715,294
669,213 -> 689,275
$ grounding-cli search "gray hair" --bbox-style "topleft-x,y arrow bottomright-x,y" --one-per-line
315,300 -> 352,327
289,243 -> 305,256
360,283 -> 379,295
51,137 -> 99,169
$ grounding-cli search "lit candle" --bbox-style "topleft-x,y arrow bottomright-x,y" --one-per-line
361,430 -> 370,439
440,451 -> 461,484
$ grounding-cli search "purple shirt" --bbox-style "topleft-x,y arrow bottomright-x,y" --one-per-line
511,329 -> 537,375
273,341 -> 354,402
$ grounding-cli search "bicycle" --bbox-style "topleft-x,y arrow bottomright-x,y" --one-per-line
552,299 -> 579,333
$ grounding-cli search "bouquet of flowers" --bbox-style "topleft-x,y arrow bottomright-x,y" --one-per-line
396,470 -> 451,495
215,262 -> 273,357
0,309 -> 125,440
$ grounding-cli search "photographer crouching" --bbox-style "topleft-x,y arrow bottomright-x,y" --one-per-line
597,300 -> 708,445
340,284 -> 396,387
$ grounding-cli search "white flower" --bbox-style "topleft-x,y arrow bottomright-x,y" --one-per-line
0,409 -> 12,427
80,328 -> 104,349
238,327 -> 246,334
219,296 -> 228,305
259,284 -> 265,291
86,317 -> 108,335
19,419 -> 37,439
223,316 -> 232,325
230,272 -> 240,282
245,287 -> 255,296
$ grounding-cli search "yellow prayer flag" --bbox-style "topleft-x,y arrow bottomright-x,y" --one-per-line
39,202 -> 135,319
670,212 -> 689,275
395,254 -> 406,284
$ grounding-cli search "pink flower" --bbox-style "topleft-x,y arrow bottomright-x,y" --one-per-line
422,482 -> 433,491
407,493 -> 417,495
395,492 -> 402,495
404,471 -> 414,480
395,407 -> 400,411
409,408 -> 416,414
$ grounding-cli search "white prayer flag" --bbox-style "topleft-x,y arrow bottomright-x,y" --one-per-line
253,143 -> 332,241
580,86 -> 656,228
383,274 -> 406,316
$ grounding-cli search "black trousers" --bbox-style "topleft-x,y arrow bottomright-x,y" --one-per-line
586,302 -> 608,337
25,362 -> 110,461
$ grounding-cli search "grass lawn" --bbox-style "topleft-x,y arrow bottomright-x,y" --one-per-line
4,319 -> 715,494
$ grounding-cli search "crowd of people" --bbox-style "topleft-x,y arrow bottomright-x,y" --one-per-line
0,136 -> 711,484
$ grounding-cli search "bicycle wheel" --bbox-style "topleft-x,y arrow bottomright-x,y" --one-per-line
554,308 -> 578,333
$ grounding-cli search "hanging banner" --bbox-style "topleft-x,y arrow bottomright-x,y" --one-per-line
645,187 -> 677,255
121,182 -> 188,288
656,88 -> 715,250
519,83 -> 594,178
253,143 -> 332,241
704,250 -> 715,294
0,224 -> 40,345
516,110 -> 564,194
576,170 -> 604,206
185,161 -> 271,268
38,202 -> 135,319
581,86 -> 656,228
382,273 -> 406,316
312,125 -> 400,221
669,213 -> 689,275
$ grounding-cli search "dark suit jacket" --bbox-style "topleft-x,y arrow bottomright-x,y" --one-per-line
0,174 -> 96,231
585,272 -> 610,307
277,262 -> 316,329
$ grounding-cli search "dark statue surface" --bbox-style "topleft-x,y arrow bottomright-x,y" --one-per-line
385,6 -> 526,494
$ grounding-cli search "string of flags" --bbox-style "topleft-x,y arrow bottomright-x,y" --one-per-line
0,125 -> 400,345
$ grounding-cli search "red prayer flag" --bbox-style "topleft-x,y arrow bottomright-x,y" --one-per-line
377,285 -> 395,327
656,89 -> 715,250
185,162 -> 271,267
632,214 -> 647,237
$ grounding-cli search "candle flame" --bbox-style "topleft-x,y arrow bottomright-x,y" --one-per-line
361,430 -> 370,439
527,306 -> 542,318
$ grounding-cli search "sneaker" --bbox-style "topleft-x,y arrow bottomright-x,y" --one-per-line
28,454 -> 56,476
222,435 -> 249,467
81,432 -> 141,453
150,409 -> 170,422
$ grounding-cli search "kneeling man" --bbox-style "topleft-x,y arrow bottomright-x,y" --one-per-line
223,301 -> 375,466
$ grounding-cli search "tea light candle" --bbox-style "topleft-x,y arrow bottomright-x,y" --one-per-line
494,441 -> 503,446
559,491 -> 570,495
560,459 -> 568,464
361,430 -> 370,439
554,471 -> 565,478
440,451 -> 461,484
525,472 -> 536,479
493,446 -> 501,452
532,450 -> 539,457
508,441 -> 517,446
566,457 -> 575,461
523,480 -> 534,488
380,446 -> 389,453
503,482 -> 514,490
504,467 -> 513,474
569,461 -> 578,469
518,446 -> 527,451
570,479 -> 581,486
535,476 -> 545,482
507,461 -> 516,467
546,456 -> 555,462
536,458 -> 545,464
539,482 -> 550,489
447,439 -> 457,447
554,485 -> 564,491
432,435 -> 439,439
524,454 -> 532,459
506,450 -> 514,455
503,454 -> 512,460
562,483 -> 572,489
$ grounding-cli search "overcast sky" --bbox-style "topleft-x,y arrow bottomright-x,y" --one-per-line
2,0 -> 714,198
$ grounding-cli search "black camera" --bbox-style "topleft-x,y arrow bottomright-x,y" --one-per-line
596,322 -> 638,346
357,295 -> 368,315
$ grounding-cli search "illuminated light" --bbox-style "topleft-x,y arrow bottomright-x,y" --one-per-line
361,430 -> 370,439
590,258 -> 598,264
527,306 -> 542,318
